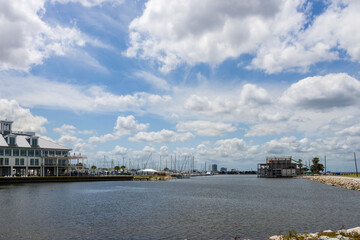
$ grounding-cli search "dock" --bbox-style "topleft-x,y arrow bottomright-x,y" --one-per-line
0,175 -> 133,184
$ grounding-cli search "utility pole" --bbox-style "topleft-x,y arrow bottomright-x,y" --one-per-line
324,155 -> 326,175
355,152 -> 358,177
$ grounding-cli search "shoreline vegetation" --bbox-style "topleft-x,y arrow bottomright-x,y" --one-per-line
268,226 -> 360,240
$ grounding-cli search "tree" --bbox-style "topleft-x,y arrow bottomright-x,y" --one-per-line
114,166 -> 120,171
91,165 -> 97,170
310,157 -> 324,174
121,165 -> 126,174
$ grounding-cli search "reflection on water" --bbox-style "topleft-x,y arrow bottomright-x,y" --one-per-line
0,175 -> 359,239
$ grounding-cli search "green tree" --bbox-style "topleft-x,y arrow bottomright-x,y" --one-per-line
121,165 -> 126,174
114,166 -> 120,171
91,165 -> 97,170
310,157 -> 324,174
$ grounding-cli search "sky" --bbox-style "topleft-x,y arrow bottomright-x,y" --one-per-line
0,0 -> 360,171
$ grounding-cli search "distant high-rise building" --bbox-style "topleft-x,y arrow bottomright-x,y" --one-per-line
211,164 -> 217,172
220,167 -> 227,172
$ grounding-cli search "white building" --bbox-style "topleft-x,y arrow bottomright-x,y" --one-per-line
0,120 -> 86,177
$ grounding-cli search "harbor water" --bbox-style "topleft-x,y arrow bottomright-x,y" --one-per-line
0,175 -> 359,239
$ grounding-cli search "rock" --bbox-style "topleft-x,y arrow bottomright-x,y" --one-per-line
346,226 -> 360,234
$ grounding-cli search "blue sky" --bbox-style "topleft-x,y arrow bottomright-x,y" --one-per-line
1,0 -> 360,171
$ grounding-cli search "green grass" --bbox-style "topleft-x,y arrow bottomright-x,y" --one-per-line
273,230 -> 360,240
340,173 -> 360,178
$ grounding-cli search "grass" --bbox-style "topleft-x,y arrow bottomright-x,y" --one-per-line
340,173 -> 360,178
274,229 -> 360,240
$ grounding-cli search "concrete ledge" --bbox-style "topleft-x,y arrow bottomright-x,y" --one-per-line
0,175 -> 134,184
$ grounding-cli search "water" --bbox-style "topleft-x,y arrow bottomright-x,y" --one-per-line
0,175 -> 359,239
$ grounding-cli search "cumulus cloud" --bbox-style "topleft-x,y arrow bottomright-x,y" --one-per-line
176,120 -> 236,136
0,99 -> 48,133
215,138 -> 258,158
0,0 -> 95,71
281,73 -> 360,109
125,0 -> 360,73
263,136 -> 314,154
54,124 -> 76,135
114,115 -> 148,133
125,0 -> 283,73
89,115 -> 148,144
129,129 -> 194,143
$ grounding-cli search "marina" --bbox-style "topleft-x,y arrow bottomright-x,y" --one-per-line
1,175 -> 359,240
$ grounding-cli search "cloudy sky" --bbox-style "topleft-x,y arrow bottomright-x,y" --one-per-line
1,0 -> 360,171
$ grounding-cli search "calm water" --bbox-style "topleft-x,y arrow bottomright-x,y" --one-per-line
0,175 -> 359,240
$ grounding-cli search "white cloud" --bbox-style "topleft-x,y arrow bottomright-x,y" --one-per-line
125,0 -> 283,73
245,123 -> 294,137
336,124 -> 360,137
0,75 -> 171,113
176,121 -> 236,136
134,71 -> 170,91
281,73 -> 360,109
0,0 -> 95,71
112,145 -> 130,156
54,124 -> 76,135
114,115 -> 148,133
89,115 -> 148,144
129,129 -> 194,143
126,0 -> 360,73
263,136 -> 314,154
0,99 -> 48,133
51,0 -> 123,7
58,134 -> 83,146
159,145 -> 169,156
215,138 -> 258,158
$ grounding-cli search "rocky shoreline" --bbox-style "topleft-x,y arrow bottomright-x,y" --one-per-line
268,226 -> 360,240
302,175 -> 360,191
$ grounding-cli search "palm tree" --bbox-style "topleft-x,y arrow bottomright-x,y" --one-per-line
310,157 -> 324,174
114,166 -> 120,174
91,165 -> 97,170
121,165 -> 126,174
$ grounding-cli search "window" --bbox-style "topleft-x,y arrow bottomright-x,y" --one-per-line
31,138 -> 38,147
5,149 -> 11,156
56,151 -> 61,156
13,149 -> 19,156
62,151 -> 68,156
35,159 -> 39,165
15,158 -> 20,165
9,137 -> 16,145
28,150 -> 34,157
20,158 -> 24,165
0,158 -> 3,165
30,159 -> 34,166
0,149 -> 3,156
21,149 -> 27,156
43,150 -> 48,156
4,158 -> 9,165
49,151 -> 54,156
45,159 -> 53,165
35,150 -> 41,157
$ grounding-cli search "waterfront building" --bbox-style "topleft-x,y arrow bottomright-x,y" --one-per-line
0,120 -> 86,177
257,156 -> 300,178
220,167 -> 227,172
211,164 -> 218,172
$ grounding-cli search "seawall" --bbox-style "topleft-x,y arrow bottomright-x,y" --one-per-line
0,175 -> 133,184
303,175 -> 360,191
